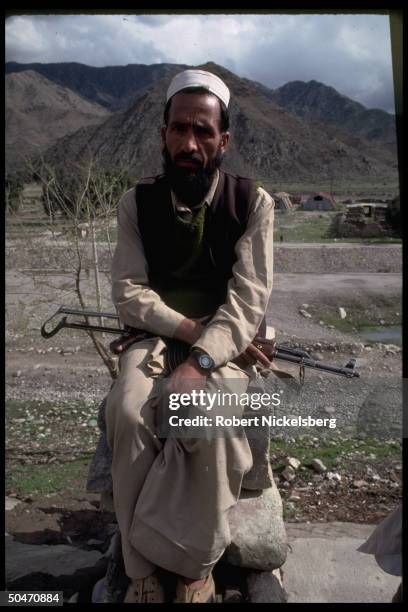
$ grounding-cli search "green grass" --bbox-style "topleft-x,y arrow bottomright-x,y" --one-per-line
262,181 -> 399,195
306,295 -> 401,334
6,398 -> 102,496
273,209 -> 402,243
274,211 -> 334,242
270,435 -> 401,472
5,459 -> 93,496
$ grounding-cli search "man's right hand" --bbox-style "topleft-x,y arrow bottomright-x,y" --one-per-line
234,342 -> 272,369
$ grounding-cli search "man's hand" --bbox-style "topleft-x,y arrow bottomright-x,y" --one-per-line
234,342 -> 272,369
166,355 -> 208,396
150,356 -> 208,417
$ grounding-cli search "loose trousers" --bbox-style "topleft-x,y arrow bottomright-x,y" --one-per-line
105,337 -> 253,580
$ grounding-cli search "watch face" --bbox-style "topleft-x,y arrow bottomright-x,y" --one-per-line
198,353 -> 214,370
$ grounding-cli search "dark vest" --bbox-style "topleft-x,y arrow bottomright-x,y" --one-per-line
136,170 -> 266,333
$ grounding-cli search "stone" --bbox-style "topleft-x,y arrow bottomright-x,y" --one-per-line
5,507 -> 64,545
352,480 -> 368,489
223,588 -> 243,603
286,457 -> 301,470
242,405 -> 274,490
247,568 -> 287,603
226,485 -> 288,571
5,534 -> 106,595
338,307 -> 347,319
299,310 -> 312,318
326,472 -> 341,482
5,497 -> 22,511
282,466 -> 296,482
311,459 -> 327,474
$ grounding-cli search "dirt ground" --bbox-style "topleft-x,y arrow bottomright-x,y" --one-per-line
5,217 -> 403,545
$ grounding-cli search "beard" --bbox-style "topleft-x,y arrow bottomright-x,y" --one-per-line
162,146 -> 224,206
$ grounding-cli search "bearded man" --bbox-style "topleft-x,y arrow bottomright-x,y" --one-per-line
105,69 -> 275,603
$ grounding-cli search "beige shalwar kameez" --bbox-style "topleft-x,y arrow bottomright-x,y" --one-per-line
105,171 -> 274,580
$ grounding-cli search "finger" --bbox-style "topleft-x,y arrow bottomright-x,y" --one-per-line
246,344 -> 271,368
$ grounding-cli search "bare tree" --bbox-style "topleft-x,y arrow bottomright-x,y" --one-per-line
32,157 -> 133,379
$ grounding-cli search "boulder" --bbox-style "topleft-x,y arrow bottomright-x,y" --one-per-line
226,484 -> 288,571
242,406 -> 274,490
247,568 -> 287,603
5,534 -> 107,597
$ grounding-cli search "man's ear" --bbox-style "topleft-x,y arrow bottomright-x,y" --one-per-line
220,131 -> 230,153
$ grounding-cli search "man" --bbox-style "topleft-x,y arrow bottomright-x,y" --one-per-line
105,69 -> 275,603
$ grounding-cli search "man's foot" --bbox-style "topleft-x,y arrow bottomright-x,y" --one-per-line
124,572 -> 165,603
174,573 -> 216,603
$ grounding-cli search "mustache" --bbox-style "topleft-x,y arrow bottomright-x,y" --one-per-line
174,153 -> 203,165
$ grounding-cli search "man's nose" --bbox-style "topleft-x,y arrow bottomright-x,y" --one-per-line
181,129 -> 198,153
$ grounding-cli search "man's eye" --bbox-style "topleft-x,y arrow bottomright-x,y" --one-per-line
195,126 -> 212,136
171,124 -> 186,133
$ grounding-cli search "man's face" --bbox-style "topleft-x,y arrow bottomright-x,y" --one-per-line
161,92 -> 229,205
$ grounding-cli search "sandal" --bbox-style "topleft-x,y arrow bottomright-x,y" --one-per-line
174,573 -> 216,603
124,572 -> 165,603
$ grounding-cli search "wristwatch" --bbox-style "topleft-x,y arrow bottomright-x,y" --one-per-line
190,349 -> 215,372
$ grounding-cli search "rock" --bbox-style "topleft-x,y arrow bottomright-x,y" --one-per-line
87,538 -> 105,547
285,457 -> 301,471
324,406 -> 336,415
5,534 -> 106,595
242,406 -> 274,490
226,485 -> 288,571
12,370 -> 22,378
5,497 -> 22,511
247,568 -> 287,603
282,466 -> 296,482
68,592 -> 80,603
338,307 -> 347,319
289,494 -> 301,501
352,480 -> 368,489
299,310 -> 312,319
301,304 -> 309,309
223,588 -> 243,603
311,459 -> 327,474
326,472 -> 341,482
5,507 -> 64,545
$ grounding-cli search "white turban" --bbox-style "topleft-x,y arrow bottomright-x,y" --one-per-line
166,69 -> 230,108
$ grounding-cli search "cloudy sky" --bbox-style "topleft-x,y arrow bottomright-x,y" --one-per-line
5,11 -> 396,113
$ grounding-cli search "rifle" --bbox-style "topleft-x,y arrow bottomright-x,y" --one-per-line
41,306 -> 360,379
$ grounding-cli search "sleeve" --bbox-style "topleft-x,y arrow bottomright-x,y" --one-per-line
192,187 -> 275,368
111,188 -> 186,337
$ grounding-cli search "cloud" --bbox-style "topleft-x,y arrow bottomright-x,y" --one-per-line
5,12 -> 395,112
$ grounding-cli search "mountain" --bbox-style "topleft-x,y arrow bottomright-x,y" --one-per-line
268,80 -> 396,145
5,61 -> 187,111
5,70 -> 110,174
6,61 -> 396,148
39,62 -> 398,186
